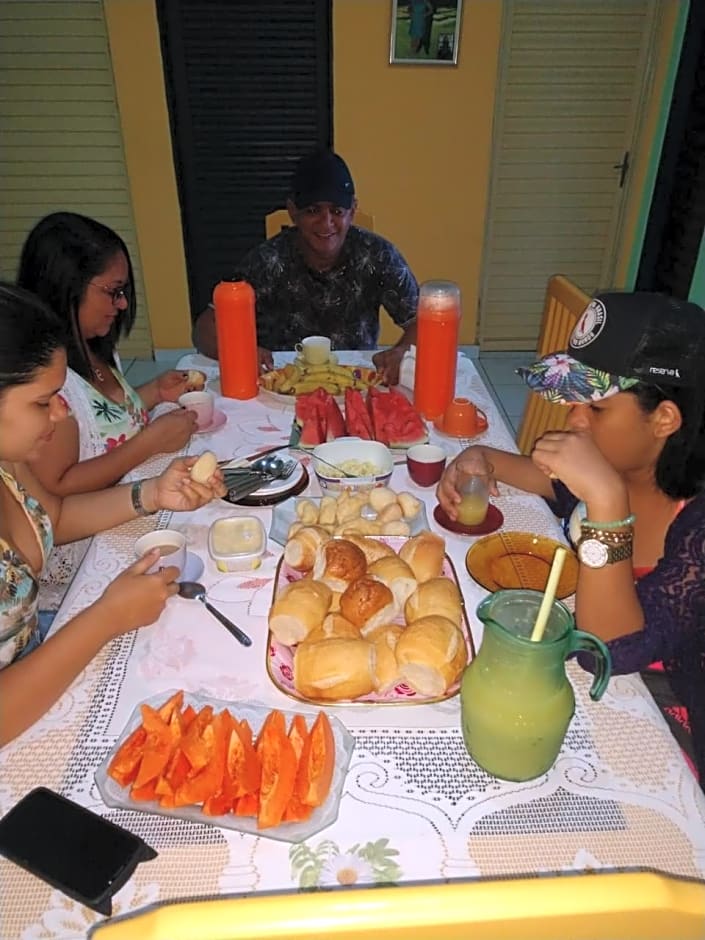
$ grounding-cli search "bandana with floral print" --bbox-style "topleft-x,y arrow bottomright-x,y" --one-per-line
516,352 -> 640,404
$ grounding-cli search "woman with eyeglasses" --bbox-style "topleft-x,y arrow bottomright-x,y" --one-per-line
16,212 -> 199,604
17,212 -> 197,498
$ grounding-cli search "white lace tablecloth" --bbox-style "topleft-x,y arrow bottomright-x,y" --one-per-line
2,353 -> 705,939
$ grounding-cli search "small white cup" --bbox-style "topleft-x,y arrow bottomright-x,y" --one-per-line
134,529 -> 187,575
178,390 -> 215,430
295,335 -> 331,365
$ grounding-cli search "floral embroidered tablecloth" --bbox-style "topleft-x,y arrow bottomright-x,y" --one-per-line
2,353 -> 705,940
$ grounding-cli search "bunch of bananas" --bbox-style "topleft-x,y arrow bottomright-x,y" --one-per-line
259,362 -> 380,396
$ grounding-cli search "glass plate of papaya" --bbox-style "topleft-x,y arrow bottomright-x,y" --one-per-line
95,690 -> 354,843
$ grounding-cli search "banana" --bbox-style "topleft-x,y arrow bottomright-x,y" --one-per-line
292,380 -> 341,394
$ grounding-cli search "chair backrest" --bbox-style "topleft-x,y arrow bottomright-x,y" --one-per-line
89,871 -> 705,939
265,207 -> 375,239
515,274 -> 590,455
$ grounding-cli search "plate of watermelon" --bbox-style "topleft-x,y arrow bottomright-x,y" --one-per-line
294,386 -> 428,450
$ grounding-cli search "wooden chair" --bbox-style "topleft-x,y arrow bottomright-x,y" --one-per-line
515,274 -> 590,455
265,207 -> 375,239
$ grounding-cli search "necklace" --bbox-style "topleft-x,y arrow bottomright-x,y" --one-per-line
90,359 -> 106,383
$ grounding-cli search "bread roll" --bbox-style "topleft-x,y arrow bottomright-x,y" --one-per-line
381,520 -> 411,537
367,555 -> 417,610
284,525 -> 331,572
368,486 -> 398,512
339,577 -> 397,635
294,638 -> 375,700
187,369 -> 206,390
395,616 -> 468,696
399,531 -> 445,582
295,499 -> 319,525
343,535 -> 396,565
405,577 -> 463,627
318,495 -> 337,527
268,579 -> 332,645
305,613 -> 361,643
377,502 -> 402,524
190,451 -> 217,484
364,624 -> 403,693
312,539 -> 367,592
397,491 -> 422,519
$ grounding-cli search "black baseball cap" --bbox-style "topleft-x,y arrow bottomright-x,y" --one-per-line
517,292 -> 705,403
290,150 -> 355,210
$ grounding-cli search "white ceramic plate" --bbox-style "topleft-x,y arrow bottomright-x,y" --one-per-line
221,456 -> 305,497
95,691 -> 355,844
268,495 -> 431,546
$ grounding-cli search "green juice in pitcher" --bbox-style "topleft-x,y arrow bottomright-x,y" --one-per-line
461,590 -> 611,782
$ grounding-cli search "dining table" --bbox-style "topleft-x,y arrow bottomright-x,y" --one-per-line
2,349 -> 705,940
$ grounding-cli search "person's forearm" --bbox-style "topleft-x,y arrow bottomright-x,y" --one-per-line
396,319 -> 417,349
54,477 -> 156,544
477,445 -> 556,499
193,308 -> 218,359
0,602 -> 111,745
134,378 -> 161,410
575,565 -> 644,642
38,431 -> 155,497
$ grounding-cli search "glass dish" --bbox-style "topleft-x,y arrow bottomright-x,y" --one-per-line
95,692 -> 355,844
465,531 -> 578,598
269,497 -> 431,547
266,536 -> 476,706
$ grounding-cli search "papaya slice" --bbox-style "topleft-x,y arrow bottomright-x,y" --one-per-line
107,726 -> 147,786
133,705 -> 175,788
181,704 -> 197,729
130,779 -> 158,801
295,711 -> 335,808
287,714 -> 309,762
180,705 -> 215,771
234,791 -> 259,817
157,690 -> 184,723
174,710 -> 227,807
230,720 -> 261,796
257,711 -> 297,829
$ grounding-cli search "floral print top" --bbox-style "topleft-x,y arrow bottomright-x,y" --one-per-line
75,368 -> 149,451
0,466 -> 53,668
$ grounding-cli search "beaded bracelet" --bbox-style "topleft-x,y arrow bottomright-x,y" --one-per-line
579,523 -> 633,545
582,513 -> 636,531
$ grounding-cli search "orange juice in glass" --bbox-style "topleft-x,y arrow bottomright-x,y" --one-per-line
413,280 -> 461,420
457,472 -> 490,526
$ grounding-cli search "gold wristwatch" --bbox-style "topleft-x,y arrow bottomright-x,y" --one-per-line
576,525 -> 633,569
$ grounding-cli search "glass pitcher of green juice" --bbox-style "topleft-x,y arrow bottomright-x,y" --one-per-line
461,589 -> 611,781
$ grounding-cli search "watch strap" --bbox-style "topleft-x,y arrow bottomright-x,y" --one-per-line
131,481 -> 156,517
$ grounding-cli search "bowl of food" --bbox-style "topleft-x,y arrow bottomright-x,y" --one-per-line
312,438 -> 393,493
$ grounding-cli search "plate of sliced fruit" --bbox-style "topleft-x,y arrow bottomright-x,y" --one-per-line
96,690 -> 354,843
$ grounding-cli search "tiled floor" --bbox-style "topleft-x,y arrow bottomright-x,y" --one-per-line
122,349 -> 532,440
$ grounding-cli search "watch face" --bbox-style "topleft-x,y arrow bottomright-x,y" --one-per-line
577,538 -> 609,569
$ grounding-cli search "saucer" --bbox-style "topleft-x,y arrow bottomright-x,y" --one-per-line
177,552 -> 204,583
433,503 -> 503,536
294,352 -> 338,367
194,409 -> 227,435
465,531 -> 578,598
433,413 -> 488,440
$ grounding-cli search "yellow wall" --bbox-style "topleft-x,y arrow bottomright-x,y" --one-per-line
334,0 -> 502,345
103,0 -> 191,350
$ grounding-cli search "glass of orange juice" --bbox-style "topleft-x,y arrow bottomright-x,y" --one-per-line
457,471 -> 491,526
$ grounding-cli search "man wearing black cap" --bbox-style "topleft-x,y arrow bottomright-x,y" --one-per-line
193,149 -> 419,385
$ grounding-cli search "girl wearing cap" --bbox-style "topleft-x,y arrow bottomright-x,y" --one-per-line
438,291 -> 705,785
0,283 -> 225,745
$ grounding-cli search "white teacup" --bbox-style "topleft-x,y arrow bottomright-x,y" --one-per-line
134,529 -> 187,575
178,390 -> 215,430
295,335 -> 331,365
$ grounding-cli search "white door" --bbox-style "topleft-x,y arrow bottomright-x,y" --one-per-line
478,0 -> 656,349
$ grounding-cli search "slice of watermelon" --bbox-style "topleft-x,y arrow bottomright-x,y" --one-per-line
324,396 -> 346,441
299,412 -> 326,447
367,389 -> 390,445
344,388 -> 373,439
366,387 -> 427,447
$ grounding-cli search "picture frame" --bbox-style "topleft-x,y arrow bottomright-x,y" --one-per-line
389,0 -> 463,66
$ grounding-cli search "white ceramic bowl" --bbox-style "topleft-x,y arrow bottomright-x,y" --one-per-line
312,437 -> 393,493
208,516 -> 266,572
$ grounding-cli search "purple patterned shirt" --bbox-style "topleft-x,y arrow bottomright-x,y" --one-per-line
548,482 -> 705,782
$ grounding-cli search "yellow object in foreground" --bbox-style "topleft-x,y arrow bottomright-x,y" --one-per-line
89,872 -> 705,940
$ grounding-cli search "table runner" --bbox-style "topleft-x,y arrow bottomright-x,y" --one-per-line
2,354 -> 705,940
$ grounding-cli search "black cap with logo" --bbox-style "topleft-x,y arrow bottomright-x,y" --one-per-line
290,150 -> 355,210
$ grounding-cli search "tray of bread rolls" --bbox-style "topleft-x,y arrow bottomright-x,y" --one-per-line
267,530 -> 476,706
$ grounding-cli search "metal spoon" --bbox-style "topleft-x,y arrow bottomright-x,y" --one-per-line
178,581 -> 252,647
300,452 -> 357,478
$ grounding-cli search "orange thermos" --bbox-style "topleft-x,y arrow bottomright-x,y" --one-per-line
213,280 -> 259,400
413,280 -> 461,420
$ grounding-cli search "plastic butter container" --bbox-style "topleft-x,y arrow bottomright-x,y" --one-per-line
208,516 -> 266,572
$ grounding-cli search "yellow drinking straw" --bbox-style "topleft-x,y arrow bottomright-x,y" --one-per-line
530,546 -> 568,642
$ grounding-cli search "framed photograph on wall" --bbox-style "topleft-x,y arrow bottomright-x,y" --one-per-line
390,0 -> 463,66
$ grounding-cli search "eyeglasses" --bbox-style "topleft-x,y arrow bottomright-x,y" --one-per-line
90,281 -> 131,304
